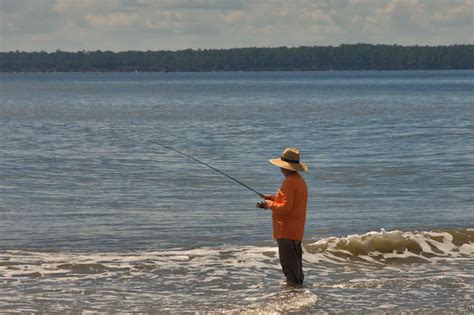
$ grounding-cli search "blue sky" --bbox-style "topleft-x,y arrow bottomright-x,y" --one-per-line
1,0 -> 473,52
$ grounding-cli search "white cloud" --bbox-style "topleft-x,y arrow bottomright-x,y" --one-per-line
432,0 -> 474,27
85,13 -> 137,28
0,0 -> 472,51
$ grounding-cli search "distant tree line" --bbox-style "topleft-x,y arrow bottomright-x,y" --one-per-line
0,44 -> 473,72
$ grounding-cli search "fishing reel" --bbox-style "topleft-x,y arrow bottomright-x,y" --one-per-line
256,201 -> 266,209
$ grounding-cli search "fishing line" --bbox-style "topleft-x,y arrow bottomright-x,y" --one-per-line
145,139 -> 262,196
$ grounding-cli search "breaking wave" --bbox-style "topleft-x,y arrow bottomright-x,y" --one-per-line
304,228 -> 474,264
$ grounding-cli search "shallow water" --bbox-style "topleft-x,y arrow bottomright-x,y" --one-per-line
1,229 -> 472,313
1,71 -> 473,313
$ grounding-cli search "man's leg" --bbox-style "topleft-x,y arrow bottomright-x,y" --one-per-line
277,238 -> 304,285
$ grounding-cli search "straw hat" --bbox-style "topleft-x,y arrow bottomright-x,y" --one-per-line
269,147 -> 308,172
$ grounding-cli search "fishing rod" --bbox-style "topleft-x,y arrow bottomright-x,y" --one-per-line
145,139 -> 262,196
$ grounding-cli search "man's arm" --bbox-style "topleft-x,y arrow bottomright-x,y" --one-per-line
264,181 -> 295,214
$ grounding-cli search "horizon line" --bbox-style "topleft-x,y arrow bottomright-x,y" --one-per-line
2,43 -> 473,54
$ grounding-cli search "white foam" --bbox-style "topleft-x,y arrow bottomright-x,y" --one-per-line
235,289 -> 318,314
383,249 -> 429,261
459,243 -> 474,255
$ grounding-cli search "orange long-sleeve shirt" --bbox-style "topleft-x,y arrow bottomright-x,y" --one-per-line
265,172 -> 308,241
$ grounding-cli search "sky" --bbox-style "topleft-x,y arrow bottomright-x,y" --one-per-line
0,0 -> 473,52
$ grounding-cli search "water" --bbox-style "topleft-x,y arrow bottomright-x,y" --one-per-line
1,71 -> 473,313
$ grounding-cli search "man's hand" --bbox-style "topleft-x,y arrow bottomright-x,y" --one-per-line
259,194 -> 273,200
256,201 -> 268,209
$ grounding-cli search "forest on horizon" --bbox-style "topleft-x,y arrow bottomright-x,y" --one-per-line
1,44 -> 473,72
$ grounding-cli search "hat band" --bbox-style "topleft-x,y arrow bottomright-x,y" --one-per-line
281,156 -> 300,163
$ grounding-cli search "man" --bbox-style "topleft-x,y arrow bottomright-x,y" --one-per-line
257,147 -> 308,287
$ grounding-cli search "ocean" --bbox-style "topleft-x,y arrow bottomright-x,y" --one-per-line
0,70 -> 473,313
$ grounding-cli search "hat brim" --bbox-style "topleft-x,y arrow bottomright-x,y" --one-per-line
269,158 -> 308,172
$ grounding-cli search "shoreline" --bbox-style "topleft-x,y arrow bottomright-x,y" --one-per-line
1,68 -> 474,74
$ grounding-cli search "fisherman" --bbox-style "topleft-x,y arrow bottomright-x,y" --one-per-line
257,147 -> 308,287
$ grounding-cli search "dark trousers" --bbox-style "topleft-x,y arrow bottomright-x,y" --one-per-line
277,238 -> 304,285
